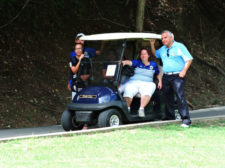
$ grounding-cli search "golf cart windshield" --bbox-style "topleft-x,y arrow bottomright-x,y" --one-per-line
87,41 -> 128,87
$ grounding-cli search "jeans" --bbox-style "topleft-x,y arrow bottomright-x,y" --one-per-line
162,74 -> 191,125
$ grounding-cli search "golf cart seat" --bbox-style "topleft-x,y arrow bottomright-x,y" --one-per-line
135,93 -> 141,98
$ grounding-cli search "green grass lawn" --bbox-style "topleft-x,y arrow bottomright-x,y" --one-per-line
0,120 -> 225,168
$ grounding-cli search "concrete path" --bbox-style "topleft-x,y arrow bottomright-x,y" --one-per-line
0,106 -> 225,141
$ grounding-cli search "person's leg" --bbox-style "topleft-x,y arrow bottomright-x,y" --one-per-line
123,81 -> 138,111
173,76 -> 191,125
139,82 -> 156,108
82,124 -> 88,130
162,75 -> 176,120
118,83 -> 127,93
138,82 -> 156,117
125,97 -> 133,107
72,92 -> 76,100
140,95 -> 151,108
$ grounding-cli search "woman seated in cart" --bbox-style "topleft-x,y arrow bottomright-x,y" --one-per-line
121,48 -> 162,117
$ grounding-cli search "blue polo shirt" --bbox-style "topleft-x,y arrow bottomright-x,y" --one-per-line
156,41 -> 193,73
70,47 -> 96,59
129,59 -> 159,82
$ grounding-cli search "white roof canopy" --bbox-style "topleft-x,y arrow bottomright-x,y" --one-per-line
80,32 -> 161,41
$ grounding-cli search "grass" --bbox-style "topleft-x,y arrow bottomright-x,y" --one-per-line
0,120 -> 225,168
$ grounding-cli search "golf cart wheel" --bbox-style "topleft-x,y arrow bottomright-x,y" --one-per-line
61,110 -> 84,131
97,109 -> 123,128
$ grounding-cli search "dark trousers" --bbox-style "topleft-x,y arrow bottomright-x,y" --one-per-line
162,74 -> 191,125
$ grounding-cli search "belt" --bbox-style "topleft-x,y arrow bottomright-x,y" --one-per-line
164,72 -> 180,75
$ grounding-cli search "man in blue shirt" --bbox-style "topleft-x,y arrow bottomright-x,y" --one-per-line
150,30 -> 193,127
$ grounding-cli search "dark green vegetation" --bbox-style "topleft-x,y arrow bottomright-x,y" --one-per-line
0,120 -> 225,168
0,0 -> 225,128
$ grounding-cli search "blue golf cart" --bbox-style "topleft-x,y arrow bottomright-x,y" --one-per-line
61,32 -> 169,131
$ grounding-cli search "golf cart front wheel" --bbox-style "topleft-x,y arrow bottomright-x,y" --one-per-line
61,110 -> 84,131
97,109 -> 123,128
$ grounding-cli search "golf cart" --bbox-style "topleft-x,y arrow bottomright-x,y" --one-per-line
61,32 -> 168,131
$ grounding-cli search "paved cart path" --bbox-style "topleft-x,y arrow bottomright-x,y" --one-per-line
0,106 -> 225,140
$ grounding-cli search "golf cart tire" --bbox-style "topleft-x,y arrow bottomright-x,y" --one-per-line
61,110 -> 83,131
97,108 -> 123,128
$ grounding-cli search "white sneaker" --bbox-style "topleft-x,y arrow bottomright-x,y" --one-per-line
138,108 -> 145,117
180,123 -> 190,128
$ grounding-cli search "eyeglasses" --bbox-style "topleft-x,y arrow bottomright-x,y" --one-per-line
75,48 -> 82,50
167,49 -> 169,57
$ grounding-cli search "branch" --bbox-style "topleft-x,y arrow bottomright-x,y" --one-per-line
195,56 -> 225,77
91,0 -> 130,29
187,100 -> 194,109
82,18 -> 130,29
0,0 -> 30,29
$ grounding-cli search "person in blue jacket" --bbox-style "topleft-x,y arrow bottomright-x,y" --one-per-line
67,33 -> 105,97
150,30 -> 193,127
69,43 -> 91,95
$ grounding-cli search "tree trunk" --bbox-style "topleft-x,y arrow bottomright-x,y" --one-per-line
135,0 -> 146,32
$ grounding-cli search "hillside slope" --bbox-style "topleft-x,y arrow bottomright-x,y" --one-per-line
0,0 -> 224,128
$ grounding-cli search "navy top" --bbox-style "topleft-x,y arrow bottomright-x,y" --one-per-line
69,56 -> 91,88
129,59 -> 160,82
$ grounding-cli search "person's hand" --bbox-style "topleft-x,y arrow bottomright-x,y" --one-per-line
179,70 -> 186,78
122,60 -> 127,66
158,81 -> 162,90
67,83 -> 71,91
80,74 -> 90,81
80,75 -> 86,81
78,54 -> 84,61
150,39 -> 156,46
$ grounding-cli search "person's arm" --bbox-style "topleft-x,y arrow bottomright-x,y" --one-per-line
70,54 -> 84,74
67,81 -> 71,91
80,58 -> 91,81
122,60 -> 132,66
179,60 -> 192,78
157,74 -> 162,90
179,44 -> 193,78
96,41 -> 105,55
102,69 -> 106,78
150,39 -> 156,57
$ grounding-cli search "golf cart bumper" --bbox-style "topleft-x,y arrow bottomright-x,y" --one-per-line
67,101 -> 124,111
66,101 -> 126,123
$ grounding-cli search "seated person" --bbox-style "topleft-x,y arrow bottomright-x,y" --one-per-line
121,48 -> 162,117
68,43 -> 91,99
102,48 -> 118,85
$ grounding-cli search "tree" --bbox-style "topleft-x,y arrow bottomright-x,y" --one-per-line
135,0 -> 146,32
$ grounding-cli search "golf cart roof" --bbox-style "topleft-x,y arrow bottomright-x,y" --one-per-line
80,32 -> 161,41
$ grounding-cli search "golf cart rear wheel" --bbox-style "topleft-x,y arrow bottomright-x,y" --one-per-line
61,110 -> 84,131
97,109 -> 122,128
